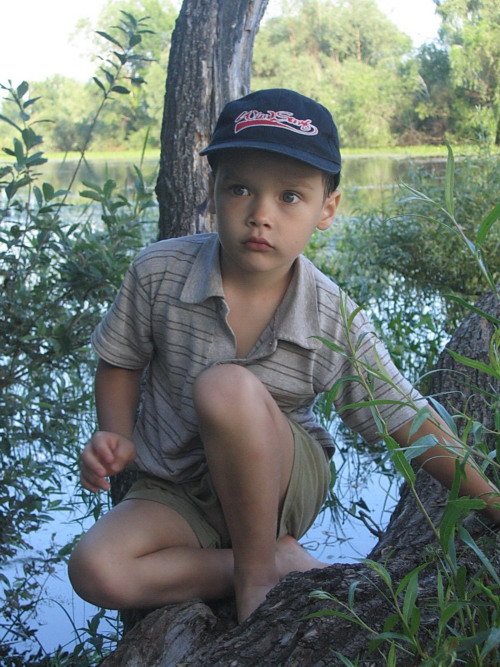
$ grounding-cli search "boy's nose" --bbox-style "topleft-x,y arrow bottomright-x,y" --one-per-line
248,197 -> 272,228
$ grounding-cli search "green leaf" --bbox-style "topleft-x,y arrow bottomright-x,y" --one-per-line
112,51 -> 128,65
383,613 -> 399,633
331,652 -> 358,667
347,304 -> 364,332
383,434 -> 416,484
33,185 -> 43,207
16,81 -> 29,98
458,525 -> 500,585
22,95 -> 41,109
402,570 -> 419,624
476,202 -> 500,247
13,137 -> 25,164
364,558 -> 393,588
26,153 -> 47,167
347,580 -> 359,609
111,85 -> 130,95
403,434 -> 439,461
438,601 -> 463,633
313,335 -> 345,355
80,190 -> 104,202
42,182 -> 55,201
409,406 -> 431,436
81,179 -> 102,191
96,30 -> 123,48
129,33 -> 142,48
0,113 -> 22,132
427,397 -> 458,435
444,142 -> 455,217
368,631 -> 414,652
103,69 -> 115,85
102,179 -> 117,198
445,294 -> 500,326
92,77 -> 106,92
395,563 -> 428,597
22,127 -> 42,149
446,348 -> 499,379
480,627 -> 500,659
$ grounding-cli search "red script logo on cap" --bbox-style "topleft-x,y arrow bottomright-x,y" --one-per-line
234,110 -> 318,136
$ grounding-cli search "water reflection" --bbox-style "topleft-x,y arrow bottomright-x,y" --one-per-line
36,155 -> 446,214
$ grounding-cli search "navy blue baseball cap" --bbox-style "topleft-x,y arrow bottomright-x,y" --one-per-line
200,88 -> 341,174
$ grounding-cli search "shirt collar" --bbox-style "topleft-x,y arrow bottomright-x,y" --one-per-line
180,234 -> 225,303
274,255 -> 323,350
180,234 -> 322,351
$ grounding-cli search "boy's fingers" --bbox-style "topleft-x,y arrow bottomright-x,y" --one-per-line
88,433 -> 118,463
81,447 -> 109,478
80,465 -> 111,493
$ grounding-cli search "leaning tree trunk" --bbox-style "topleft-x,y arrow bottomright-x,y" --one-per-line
155,0 -> 269,240
100,292 -> 499,666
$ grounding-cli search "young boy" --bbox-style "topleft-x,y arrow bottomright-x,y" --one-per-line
69,89 -> 499,623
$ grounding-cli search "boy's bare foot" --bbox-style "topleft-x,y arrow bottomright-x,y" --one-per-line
234,536 -> 329,623
235,580 -> 276,623
276,534 -> 329,579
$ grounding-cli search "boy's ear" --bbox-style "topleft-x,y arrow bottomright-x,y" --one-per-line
317,190 -> 341,231
208,172 -> 216,214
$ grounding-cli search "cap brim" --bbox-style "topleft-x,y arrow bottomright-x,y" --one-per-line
200,141 -> 341,174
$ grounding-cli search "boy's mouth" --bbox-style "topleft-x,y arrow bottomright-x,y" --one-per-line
244,236 -> 273,251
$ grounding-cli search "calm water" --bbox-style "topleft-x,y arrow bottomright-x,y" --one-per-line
37,153 -> 446,215
5,153 -> 434,657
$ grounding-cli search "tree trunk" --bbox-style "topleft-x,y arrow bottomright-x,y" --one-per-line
110,0 -> 269,635
101,293 -> 500,666
155,0 -> 269,240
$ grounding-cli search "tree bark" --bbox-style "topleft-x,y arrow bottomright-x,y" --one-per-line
155,0 -> 269,240
101,292 -> 500,665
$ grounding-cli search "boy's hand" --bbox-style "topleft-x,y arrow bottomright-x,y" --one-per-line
80,431 -> 136,493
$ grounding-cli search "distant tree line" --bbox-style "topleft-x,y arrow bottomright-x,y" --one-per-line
1,0 -> 498,151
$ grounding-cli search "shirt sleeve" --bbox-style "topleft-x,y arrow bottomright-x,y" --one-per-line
328,296 -> 425,444
91,252 -> 154,370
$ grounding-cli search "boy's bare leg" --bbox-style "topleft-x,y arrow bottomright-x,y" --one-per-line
193,364 -> 318,622
69,497 -> 324,612
69,499 -> 235,609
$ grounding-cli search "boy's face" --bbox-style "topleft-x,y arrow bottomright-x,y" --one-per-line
209,150 -> 340,283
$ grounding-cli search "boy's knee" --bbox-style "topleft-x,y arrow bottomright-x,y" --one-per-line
68,541 -> 133,609
193,364 -> 265,416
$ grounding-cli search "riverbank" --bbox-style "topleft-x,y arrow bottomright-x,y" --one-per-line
37,143 -> 497,163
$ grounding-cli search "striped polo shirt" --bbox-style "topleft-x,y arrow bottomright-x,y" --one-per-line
92,233 -> 423,483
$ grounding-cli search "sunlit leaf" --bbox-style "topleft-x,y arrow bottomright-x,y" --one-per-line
111,85 -> 130,95
96,30 -> 123,48
477,202 -> 500,247
444,142 -> 455,217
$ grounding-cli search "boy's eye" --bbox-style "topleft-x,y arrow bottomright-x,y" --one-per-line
230,185 -> 250,196
282,191 -> 300,204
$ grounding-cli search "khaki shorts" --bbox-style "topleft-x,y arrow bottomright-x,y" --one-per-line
122,419 -> 331,549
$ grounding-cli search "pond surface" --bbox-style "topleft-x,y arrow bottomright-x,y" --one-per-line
37,153 -> 446,215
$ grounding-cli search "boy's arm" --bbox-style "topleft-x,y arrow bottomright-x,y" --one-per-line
391,408 -> 500,525
80,358 -> 143,493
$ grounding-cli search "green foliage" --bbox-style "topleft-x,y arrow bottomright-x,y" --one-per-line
306,146 -> 500,388
307,144 -> 500,665
253,0 -> 500,147
0,27 -> 158,661
253,0 -> 417,147
437,0 -> 500,145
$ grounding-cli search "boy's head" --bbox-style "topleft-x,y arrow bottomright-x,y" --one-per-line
200,89 -> 341,196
